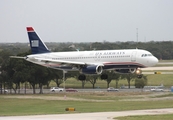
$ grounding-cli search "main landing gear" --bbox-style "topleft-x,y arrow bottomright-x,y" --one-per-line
137,74 -> 143,78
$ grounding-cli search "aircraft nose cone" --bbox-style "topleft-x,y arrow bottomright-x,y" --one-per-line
155,57 -> 159,63
152,57 -> 159,66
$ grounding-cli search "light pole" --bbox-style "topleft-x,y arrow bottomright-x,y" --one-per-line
63,70 -> 67,91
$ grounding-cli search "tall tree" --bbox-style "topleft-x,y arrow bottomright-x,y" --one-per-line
28,65 -> 49,94
0,50 -> 13,92
87,75 -> 98,89
51,69 -> 64,87
121,73 -> 136,88
135,75 -> 148,88
102,71 -> 121,88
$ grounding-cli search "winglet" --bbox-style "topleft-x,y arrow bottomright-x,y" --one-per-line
26,27 -> 50,54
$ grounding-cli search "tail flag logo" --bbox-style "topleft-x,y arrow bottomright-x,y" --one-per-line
31,40 -> 39,47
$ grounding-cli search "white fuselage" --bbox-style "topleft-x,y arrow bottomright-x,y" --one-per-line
26,49 -> 158,71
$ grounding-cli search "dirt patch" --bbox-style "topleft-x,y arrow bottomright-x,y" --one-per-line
3,95 -> 113,102
2,92 -> 173,102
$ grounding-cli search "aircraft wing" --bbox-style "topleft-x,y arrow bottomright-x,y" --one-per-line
35,58 -> 104,66
10,56 -> 104,66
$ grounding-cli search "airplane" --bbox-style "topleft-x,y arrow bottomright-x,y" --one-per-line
11,27 -> 158,80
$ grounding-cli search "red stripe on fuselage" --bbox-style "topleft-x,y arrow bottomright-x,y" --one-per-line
104,62 -> 146,67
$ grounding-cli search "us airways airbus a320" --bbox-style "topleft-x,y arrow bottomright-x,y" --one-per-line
12,27 -> 158,80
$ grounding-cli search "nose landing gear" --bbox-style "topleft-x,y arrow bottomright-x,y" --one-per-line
136,68 -> 142,78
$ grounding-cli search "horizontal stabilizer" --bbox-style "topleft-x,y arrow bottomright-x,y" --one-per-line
10,56 -> 26,59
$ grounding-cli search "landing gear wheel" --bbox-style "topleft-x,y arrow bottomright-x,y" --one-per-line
137,74 -> 143,79
101,74 -> 108,79
78,74 -> 86,80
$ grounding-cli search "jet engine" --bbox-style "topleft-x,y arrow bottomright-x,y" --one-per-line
129,68 -> 136,73
80,65 -> 103,74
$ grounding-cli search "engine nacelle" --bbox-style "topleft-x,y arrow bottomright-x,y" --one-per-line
129,68 -> 136,73
81,65 -> 103,74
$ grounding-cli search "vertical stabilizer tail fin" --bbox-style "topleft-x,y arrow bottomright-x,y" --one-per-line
26,27 -> 50,54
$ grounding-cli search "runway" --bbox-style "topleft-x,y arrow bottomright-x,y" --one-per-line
142,66 -> 173,71
1,108 -> 173,120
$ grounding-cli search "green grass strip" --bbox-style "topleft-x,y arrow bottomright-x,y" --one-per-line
0,95 -> 173,116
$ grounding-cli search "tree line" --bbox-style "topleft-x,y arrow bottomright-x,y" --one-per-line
1,41 -> 172,60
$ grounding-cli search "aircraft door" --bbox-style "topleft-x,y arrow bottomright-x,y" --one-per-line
131,51 -> 137,62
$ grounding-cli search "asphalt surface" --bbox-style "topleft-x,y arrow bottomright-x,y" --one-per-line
5,87 -> 171,94
1,108 -> 173,120
142,66 -> 173,70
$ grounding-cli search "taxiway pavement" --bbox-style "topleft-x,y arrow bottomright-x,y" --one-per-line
1,108 -> 173,120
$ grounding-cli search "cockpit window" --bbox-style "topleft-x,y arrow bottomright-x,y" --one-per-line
141,54 -> 153,57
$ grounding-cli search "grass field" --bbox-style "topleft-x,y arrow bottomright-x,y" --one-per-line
0,92 -> 173,116
159,60 -> 173,62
